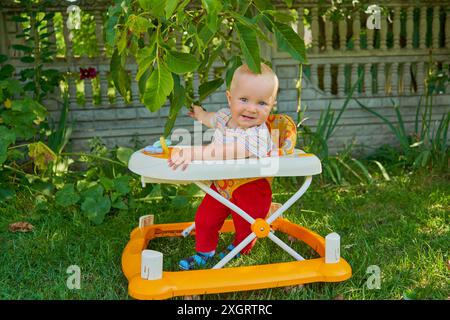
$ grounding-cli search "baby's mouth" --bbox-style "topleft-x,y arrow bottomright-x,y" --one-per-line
241,115 -> 255,120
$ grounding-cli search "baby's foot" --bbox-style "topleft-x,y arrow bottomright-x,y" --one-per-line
179,251 -> 214,270
218,244 -> 241,259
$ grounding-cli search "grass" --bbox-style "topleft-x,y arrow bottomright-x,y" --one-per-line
0,172 -> 449,300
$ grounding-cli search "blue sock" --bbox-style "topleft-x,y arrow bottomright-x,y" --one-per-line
200,250 -> 215,258
179,250 -> 215,270
219,244 -> 240,259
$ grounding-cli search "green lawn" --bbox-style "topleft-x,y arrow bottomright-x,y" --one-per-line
1,172 -> 448,300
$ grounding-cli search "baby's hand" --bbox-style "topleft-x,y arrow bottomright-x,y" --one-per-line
168,148 -> 192,171
187,105 -> 205,122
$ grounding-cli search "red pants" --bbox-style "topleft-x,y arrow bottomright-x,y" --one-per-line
195,179 -> 272,254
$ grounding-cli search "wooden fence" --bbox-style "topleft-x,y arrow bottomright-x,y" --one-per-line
1,0 -> 449,153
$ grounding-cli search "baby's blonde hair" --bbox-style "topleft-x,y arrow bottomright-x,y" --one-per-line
230,63 -> 279,96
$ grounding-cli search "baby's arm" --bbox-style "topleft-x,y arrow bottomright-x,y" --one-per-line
168,142 -> 250,171
188,105 -> 216,128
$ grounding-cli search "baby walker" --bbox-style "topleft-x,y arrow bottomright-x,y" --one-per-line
122,114 -> 352,299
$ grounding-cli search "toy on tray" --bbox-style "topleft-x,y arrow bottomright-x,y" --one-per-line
143,137 -> 172,154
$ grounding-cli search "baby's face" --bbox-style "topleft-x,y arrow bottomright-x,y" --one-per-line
226,73 -> 277,129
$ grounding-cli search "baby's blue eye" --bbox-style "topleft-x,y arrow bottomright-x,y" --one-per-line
259,101 -> 267,106
239,98 -> 248,103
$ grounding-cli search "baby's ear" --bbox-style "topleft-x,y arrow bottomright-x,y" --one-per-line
226,90 -> 232,104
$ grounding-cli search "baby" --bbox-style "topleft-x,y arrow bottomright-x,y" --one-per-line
168,63 -> 279,270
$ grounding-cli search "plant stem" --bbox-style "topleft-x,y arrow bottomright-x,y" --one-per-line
61,152 -> 126,167
8,143 -> 29,150
30,9 -> 42,102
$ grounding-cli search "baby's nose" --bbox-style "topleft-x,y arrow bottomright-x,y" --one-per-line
247,104 -> 258,112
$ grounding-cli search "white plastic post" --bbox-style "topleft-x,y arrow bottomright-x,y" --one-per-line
181,223 -> 195,237
141,250 -> 163,280
325,232 -> 340,264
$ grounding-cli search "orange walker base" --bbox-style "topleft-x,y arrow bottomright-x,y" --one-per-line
121,218 -> 352,300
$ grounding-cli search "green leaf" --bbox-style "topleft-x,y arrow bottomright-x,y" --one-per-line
81,184 -> 104,200
0,126 -> 16,164
205,41 -> 225,73
0,141 -> 9,165
76,180 -> 96,193
0,188 -> 15,202
166,50 -> 199,74
235,23 -> 261,73
99,177 -> 114,191
0,54 -> 7,64
81,196 -> 111,225
253,0 -> 274,11
117,29 -> 128,55
127,15 -> 153,34
202,0 -> 223,32
12,16 -> 28,23
236,0 -> 252,14
226,56 -> 242,89
34,195 -> 48,211
55,184 -> 80,207
43,12 -> 55,21
138,66 -> 152,97
112,199 -> 128,210
372,160 -> 390,181
263,10 -> 296,23
165,0 -> 178,19
105,15 -> 118,48
272,20 -> 307,63
143,63 -> 174,112
0,64 -> 15,78
351,158 -> 373,183
110,191 -> 120,203
116,146 -> 134,165
138,0 -> 151,10
0,79 -> 22,95
28,141 -> 57,170
176,0 -> 190,15
110,49 -> 131,102
164,74 -> 185,137
199,78 -> 224,101
138,0 -> 166,17
32,180 -> 55,197
113,176 -> 131,195
11,44 -> 33,53
136,45 -> 156,81
197,24 -> 214,47
229,12 -> 270,43
20,56 -> 35,63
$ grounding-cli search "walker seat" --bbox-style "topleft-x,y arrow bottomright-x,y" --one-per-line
122,114 -> 352,300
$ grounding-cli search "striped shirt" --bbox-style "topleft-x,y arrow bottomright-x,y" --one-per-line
211,108 -> 273,158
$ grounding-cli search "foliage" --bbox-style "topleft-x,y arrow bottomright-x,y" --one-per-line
106,0 -> 307,136
355,55 -> 449,172
0,0 -> 66,203
297,72 -> 388,186
0,55 -> 47,168
12,0 -> 63,102
0,0 -> 66,170
355,99 -> 449,172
